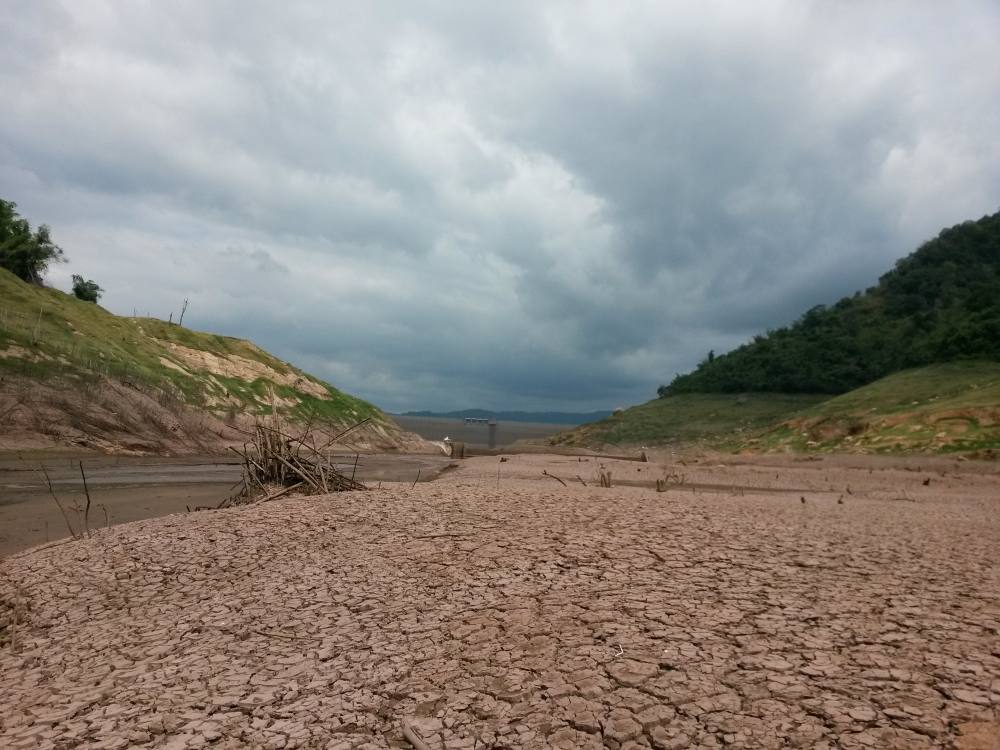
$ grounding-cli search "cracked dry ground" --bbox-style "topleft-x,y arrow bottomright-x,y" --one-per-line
2,456 -> 999,749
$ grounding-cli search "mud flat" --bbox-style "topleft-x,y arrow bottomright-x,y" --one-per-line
1,453 -> 998,749
0,454 -> 454,557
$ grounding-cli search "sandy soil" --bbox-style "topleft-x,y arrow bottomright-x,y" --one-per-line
1,453 -> 998,749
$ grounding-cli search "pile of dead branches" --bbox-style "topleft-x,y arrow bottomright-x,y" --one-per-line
220,418 -> 368,508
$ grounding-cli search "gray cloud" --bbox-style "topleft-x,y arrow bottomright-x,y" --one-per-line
2,1 -> 999,412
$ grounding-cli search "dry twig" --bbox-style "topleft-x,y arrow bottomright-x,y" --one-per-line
220,419 -> 367,507
542,470 -> 567,487
78,461 -> 92,538
39,466 -> 79,540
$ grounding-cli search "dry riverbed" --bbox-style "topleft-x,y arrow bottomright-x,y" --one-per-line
1,453 -> 998,749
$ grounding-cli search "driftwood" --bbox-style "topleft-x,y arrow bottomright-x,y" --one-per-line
258,482 -> 305,504
219,418 -> 368,508
542,470 -> 567,487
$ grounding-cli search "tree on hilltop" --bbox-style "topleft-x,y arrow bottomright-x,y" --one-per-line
0,199 -> 65,284
659,210 -> 1000,397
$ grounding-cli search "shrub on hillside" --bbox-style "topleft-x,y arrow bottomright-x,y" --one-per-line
72,275 -> 104,303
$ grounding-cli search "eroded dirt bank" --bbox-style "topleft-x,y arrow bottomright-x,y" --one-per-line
1,454 -> 998,749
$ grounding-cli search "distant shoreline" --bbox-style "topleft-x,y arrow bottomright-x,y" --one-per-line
393,415 -> 568,447
395,409 -> 610,426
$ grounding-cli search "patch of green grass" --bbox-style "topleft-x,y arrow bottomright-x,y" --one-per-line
290,389 -> 379,424
803,360 -> 1000,416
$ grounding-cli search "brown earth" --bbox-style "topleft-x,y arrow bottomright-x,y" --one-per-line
0,375 -> 435,456
1,453 -> 998,749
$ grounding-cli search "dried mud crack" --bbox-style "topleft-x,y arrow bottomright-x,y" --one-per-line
1,455 -> 998,749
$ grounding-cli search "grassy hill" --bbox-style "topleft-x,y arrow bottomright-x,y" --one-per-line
746,361 -> 1000,455
551,362 -> 1000,456
548,393 -> 825,449
0,268 -> 417,454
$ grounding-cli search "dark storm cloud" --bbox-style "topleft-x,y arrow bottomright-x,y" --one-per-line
2,1 -> 999,411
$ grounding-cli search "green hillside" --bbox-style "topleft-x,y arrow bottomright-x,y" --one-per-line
549,392 -> 824,449
664,211 -> 1000,396
0,267 -> 389,434
746,361 -> 1000,455
552,362 -> 1000,456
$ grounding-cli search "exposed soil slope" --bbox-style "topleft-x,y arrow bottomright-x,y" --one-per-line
0,269 -> 429,454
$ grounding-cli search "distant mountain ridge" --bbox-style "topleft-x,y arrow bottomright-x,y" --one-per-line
399,409 -> 613,425
663,210 -> 1000,396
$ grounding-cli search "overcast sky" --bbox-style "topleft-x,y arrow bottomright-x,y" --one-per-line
3,1 -> 999,412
